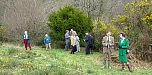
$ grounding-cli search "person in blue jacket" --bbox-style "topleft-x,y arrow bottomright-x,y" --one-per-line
43,34 -> 51,50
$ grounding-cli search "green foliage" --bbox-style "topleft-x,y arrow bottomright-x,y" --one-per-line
110,0 -> 152,60
0,46 -> 152,75
48,6 -> 93,47
92,21 -> 120,51
125,0 -> 152,16
142,14 -> 152,30
0,24 -> 6,33
0,23 -> 5,45
112,15 -> 129,36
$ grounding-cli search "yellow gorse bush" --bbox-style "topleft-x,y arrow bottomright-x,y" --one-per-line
125,0 -> 152,16
138,0 -> 150,7
142,13 -> 152,29
0,25 -> 6,33
112,15 -> 128,24
93,21 -> 120,38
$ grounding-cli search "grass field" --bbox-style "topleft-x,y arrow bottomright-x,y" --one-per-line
0,44 -> 152,75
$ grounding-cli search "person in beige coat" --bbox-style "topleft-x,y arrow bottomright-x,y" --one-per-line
102,31 -> 114,69
70,31 -> 77,54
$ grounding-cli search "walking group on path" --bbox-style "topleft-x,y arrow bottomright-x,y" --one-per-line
22,30 -> 133,72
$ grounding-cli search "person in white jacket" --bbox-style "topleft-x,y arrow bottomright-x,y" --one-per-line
76,33 -> 80,52
70,31 -> 77,54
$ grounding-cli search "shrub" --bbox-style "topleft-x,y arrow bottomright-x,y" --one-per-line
111,0 -> 152,61
0,23 -> 6,45
92,21 -> 120,51
48,6 -> 93,48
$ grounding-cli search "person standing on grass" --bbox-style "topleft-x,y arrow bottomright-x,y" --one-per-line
43,34 -> 51,50
65,30 -> 70,51
70,29 -> 74,36
118,32 -> 132,72
90,34 -> 94,54
23,31 -> 32,50
102,31 -> 114,69
84,33 -> 94,55
69,29 -> 74,49
70,31 -> 77,54
76,33 -> 80,52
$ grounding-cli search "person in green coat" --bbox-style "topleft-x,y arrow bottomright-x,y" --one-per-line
118,32 -> 132,72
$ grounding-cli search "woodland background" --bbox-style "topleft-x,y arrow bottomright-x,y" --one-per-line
1,0 -> 152,61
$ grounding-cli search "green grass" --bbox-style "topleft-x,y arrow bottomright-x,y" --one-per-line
0,45 -> 152,75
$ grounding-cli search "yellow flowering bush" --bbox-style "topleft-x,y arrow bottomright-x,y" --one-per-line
125,0 -> 152,16
112,15 -> 129,36
142,13 -> 152,29
110,0 -> 152,57
92,21 -> 120,49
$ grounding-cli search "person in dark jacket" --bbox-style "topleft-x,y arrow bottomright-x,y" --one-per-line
43,34 -> 51,50
84,33 -> 94,55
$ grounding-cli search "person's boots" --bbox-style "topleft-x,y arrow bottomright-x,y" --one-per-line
70,51 -> 73,54
121,63 -> 125,71
127,64 -> 133,72
108,60 -> 111,69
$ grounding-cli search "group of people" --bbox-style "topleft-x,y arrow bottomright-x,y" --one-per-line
102,31 -> 132,72
65,29 -> 94,55
22,30 -> 132,72
65,29 -> 80,54
22,31 -> 52,50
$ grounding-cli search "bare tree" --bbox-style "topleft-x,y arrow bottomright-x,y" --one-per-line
0,0 -> 134,45
0,0 -> 73,44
